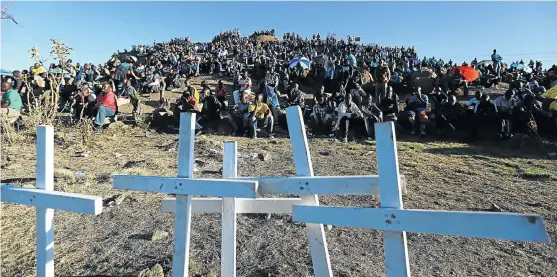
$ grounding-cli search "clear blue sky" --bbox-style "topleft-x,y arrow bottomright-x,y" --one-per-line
1,1 -> 556,71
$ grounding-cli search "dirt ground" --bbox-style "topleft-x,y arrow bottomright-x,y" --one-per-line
1,75 -> 556,277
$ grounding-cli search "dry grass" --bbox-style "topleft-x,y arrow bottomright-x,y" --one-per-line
1,123 -> 556,277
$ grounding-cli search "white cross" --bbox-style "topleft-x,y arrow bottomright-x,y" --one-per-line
0,125 -> 103,277
112,113 -> 259,277
292,121 -> 551,277
160,106 -> 407,277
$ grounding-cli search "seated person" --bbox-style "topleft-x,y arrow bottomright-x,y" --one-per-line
74,86 -> 97,120
247,93 -> 274,139
287,83 -> 304,108
263,85 -> 281,124
405,86 -> 429,136
360,94 -> 383,139
174,91 -> 202,133
379,86 -> 400,122
215,80 -> 228,108
0,81 -> 23,124
228,92 -> 251,136
201,89 -> 223,122
336,92 -> 364,143
92,82 -> 118,130
309,94 -> 336,136
450,68 -> 469,96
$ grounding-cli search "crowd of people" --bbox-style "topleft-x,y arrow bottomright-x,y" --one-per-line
1,29 -> 556,143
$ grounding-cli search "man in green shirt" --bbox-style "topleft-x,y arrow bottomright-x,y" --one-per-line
1,81 -> 23,123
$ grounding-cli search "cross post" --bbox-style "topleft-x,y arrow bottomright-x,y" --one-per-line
292,121 -> 550,277
112,113 -> 259,277
0,125 -> 103,277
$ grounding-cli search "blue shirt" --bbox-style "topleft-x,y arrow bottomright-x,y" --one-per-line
491,54 -> 502,64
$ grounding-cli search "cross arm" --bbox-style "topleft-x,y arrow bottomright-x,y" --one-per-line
0,184 -> 103,215
112,175 -> 258,198
292,206 -> 550,243
161,197 -> 303,214
230,175 -> 407,195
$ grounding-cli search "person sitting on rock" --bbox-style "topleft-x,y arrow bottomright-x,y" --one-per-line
309,94 -> 336,137
215,80 -> 228,109
74,85 -> 97,120
228,91 -> 251,136
451,68 -> 470,96
239,71 -> 252,93
201,89 -> 223,122
287,83 -> 305,108
336,92 -> 364,143
0,81 -> 23,124
92,82 -> 118,130
247,93 -> 274,139
405,86 -> 429,136
360,93 -> 383,140
379,86 -> 400,122
174,91 -> 203,134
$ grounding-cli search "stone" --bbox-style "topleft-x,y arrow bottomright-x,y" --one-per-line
490,203 -> 503,212
76,151 -> 89,158
194,159 -> 206,167
138,264 -> 164,277
151,230 -> 169,241
114,153 -> 123,158
257,152 -> 269,161
107,121 -> 126,129
2,163 -> 22,170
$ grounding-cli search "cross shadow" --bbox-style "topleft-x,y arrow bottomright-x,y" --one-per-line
61,275 -> 130,277
128,233 -> 152,240
1,177 -> 36,184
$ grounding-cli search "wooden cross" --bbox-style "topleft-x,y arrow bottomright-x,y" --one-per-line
160,107 -> 407,277
112,113 -> 259,277
292,121 -> 551,277
0,125 -> 103,277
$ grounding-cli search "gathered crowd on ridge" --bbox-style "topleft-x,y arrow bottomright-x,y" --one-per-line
2,28 -> 557,143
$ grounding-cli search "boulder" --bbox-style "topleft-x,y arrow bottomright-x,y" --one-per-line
151,230 -> 169,241
138,264 -> 164,277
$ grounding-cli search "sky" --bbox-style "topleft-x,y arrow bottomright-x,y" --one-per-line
1,1 -> 557,71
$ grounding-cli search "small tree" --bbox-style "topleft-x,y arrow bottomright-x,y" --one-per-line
25,39 -> 72,123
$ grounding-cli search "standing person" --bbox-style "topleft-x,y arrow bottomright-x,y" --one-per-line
491,49 -> 503,88
124,80 -> 141,114
0,81 -> 23,124
494,89 -> 517,139
374,60 -> 390,104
